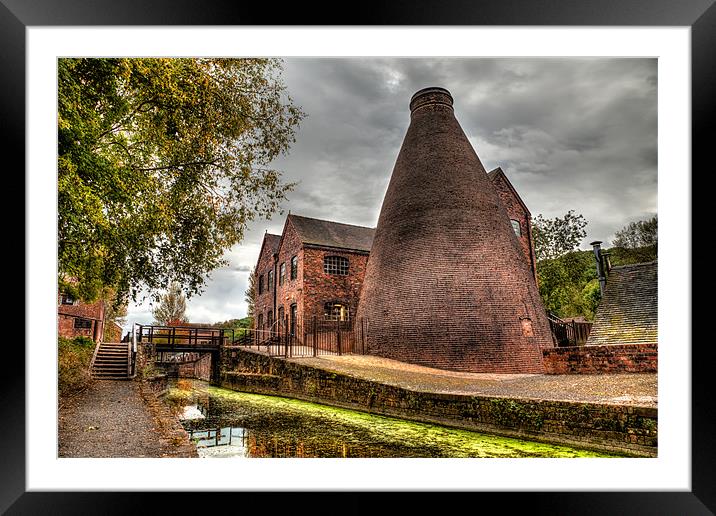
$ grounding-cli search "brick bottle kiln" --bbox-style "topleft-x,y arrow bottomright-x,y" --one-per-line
356,87 -> 553,373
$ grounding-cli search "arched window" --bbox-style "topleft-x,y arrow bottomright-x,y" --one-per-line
257,313 -> 263,330
324,255 -> 349,275
511,219 -> 521,237
324,302 -> 349,321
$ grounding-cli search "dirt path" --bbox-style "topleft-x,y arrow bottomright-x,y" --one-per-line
58,379 -> 197,458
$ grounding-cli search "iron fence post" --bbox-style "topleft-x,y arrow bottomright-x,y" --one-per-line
313,316 -> 317,357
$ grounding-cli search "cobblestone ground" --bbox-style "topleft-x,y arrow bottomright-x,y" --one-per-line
58,380 -> 197,458
286,353 -> 657,406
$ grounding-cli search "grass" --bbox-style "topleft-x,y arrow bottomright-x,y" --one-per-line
58,336 -> 96,398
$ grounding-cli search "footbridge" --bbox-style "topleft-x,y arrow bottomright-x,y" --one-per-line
136,325 -> 234,382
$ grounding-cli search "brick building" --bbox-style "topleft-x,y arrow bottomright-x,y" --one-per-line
57,290 -> 106,342
254,177 -> 534,341
254,214 -> 375,334
253,87 -> 547,374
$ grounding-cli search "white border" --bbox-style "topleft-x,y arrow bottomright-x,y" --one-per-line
27,27 -> 690,491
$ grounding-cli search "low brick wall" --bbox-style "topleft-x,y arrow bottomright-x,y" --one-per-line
157,354 -> 213,381
220,348 -> 657,457
543,343 -> 657,374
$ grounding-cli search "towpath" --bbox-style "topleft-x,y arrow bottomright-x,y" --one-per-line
58,379 -> 197,458
281,353 -> 657,407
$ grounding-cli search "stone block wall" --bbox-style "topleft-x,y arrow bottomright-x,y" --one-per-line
542,344 -> 658,374
220,348 -> 657,457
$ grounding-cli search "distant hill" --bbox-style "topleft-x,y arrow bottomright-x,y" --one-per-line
209,317 -> 253,330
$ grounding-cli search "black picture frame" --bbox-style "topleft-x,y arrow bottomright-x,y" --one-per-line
6,1 -> 708,513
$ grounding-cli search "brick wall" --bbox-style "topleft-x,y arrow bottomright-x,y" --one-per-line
542,343 -> 658,374
301,246 -> 369,323
58,313 -> 99,340
274,220 -> 303,326
254,234 -> 280,330
220,348 -> 657,457
490,171 -> 537,280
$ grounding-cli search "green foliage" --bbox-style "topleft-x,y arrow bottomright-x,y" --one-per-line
608,244 -> 658,266
536,244 -> 657,320
58,337 -> 96,397
58,58 -> 306,304
533,210 -> 588,261
152,281 -> 188,325
211,316 -> 253,330
245,267 -> 256,319
612,215 -> 657,249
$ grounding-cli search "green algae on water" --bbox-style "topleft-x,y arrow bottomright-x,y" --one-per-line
164,382 -> 619,458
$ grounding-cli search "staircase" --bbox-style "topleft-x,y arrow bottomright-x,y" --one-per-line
91,342 -> 131,380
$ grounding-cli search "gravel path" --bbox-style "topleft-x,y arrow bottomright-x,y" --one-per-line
284,353 -> 657,407
58,380 -> 197,458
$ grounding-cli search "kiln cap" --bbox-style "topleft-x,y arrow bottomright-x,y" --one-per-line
409,86 -> 454,113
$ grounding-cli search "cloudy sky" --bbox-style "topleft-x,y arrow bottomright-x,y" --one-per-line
126,57 -> 657,330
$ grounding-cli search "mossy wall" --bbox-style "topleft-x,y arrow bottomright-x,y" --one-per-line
220,348 -> 657,457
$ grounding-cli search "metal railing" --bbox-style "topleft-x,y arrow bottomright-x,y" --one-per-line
548,313 -> 592,347
232,316 -> 368,358
137,325 -> 232,348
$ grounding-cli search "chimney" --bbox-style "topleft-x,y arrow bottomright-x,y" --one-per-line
590,240 -> 607,295
356,87 -> 553,374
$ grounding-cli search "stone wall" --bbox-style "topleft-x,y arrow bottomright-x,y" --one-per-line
542,343 -> 658,374
220,348 -> 657,457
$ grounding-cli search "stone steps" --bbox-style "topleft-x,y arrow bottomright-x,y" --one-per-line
91,342 -> 131,380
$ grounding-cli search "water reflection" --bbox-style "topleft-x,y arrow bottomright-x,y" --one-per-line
165,379 -> 617,459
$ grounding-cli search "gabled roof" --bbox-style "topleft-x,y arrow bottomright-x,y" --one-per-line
288,214 -> 375,252
488,167 -> 531,216
258,232 -> 281,260
586,261 -> 658,346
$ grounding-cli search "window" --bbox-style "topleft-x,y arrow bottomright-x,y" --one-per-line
268,270 -> 274,290
511,219 -> 521,237
279,263 -> 286,286
257,313 -> 263,330
60,293 -> 76,305
324,302 -> 350,321
74,318 -> 92,329
290,255 -> 298,280
324,255 -> 349,276
258,274 -> 264,295
278,306 -> 285,324
267,311 -> 273,327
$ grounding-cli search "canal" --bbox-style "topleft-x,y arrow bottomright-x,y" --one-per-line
163,379 -> 618,458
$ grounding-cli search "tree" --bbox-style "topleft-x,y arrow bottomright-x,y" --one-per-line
58,58 -> 306,304
532,210 -> 588,261
245,267 -> 256,320
152,282 -> 188,326
612,215 -> 658,249
102,288 -> 128,341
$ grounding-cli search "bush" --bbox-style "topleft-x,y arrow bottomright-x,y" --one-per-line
58,337 -> 96,397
